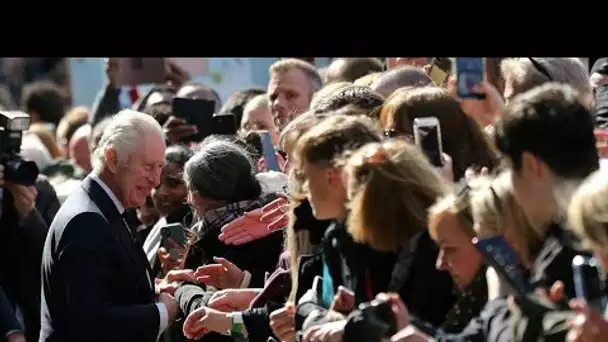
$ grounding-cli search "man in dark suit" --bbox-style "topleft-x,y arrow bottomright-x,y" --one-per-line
40,109 -> 179,342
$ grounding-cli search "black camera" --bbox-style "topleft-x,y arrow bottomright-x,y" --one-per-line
0,111 -> 39,186
343,300 -> 398,342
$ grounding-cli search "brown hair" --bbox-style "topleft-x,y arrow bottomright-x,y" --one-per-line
310,82 -> 352,110
325,58 -> 384,84
29,123 -> 62,159
343,139 -> 449,252
56,106 -> 89,152
379,86 -> 499,180
293,114 -> 381,170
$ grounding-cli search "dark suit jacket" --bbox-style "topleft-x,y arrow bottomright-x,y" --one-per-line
40,176 -> 160,342
0,176 -> 59,342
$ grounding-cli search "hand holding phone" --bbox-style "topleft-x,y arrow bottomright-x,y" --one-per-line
572,255 -> 606,312
258,130 -> 281,172
455,58 -> 486,99
160,223 -> 187,259
428,58 -> 451,87
413,117 -> 443,167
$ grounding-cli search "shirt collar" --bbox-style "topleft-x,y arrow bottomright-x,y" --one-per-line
90,173 -> 125,215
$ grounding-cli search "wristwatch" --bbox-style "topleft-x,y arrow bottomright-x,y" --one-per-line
230,312 -> 244,336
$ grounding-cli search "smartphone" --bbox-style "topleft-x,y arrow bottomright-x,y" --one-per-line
172,97 -> 216,142
115,58 -> 166,87
257,130 -> 280,171
211,113 -> 237,136
428,58 -> 451,86
160,223 -> 187,259
572,255 -> 606,312
455,57 -> 486,99
472,235 -> 530,298
413,117 -> 443,167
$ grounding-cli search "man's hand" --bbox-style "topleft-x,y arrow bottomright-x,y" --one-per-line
6,182 -> 37,219
302,319 -> 347,342
218,197 -> 289,245
162,116 -> 198,145
194,257 -> 245,289
270,305 -> 296,342
183,306 -> 232,340
156,269 -> 196,295
158,292 -> 180,323
208,288 -> 261,312
375,293 -> 410,331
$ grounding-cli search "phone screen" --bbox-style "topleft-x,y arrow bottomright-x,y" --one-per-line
172,97 -> 216,142
211,113 -> 237,136
455,58 -> 485,99
573,255 -> 606,312
160,223 -> 186,259
414,121 -> 443,167
429,58 -> 451,86
473,235 -> 530,298
258,130 -> 280,171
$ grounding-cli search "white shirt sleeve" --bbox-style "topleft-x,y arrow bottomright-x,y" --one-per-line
156,302 -> 169,339
239,271 -> 252,288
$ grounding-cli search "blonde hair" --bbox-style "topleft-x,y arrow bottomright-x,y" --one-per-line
428,189 -> 476,240
343,139 -> 449,252
568,171 -> 608,251
470,172 -> 541,265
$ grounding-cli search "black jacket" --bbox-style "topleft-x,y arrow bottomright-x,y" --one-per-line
40,177 -> 160,342
0,176 -> 59,342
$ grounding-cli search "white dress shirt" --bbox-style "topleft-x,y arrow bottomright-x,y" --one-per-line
90,174 -> 169,338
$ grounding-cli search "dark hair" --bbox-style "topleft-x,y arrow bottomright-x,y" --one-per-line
242,131 -> 263,160
21,80 -> 67,126
184,136 -> 262,202
314,85 -> 385,117
220,88 -> 267,124
134,84 -> 176,111
144,103 -> 173,126
326,58 -> 384,84
495,82 -> 599,179
165,145 -> 194,169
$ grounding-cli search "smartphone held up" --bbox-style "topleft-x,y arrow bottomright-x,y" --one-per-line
454,57 -> 486,99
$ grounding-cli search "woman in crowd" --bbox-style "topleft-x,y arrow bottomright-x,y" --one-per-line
378,86 -> 499,182
423,185 -> 488,334
142,145 -> 194,276
567,170 -> 608,341
313,138 -> 456,342
160,137 -> 284,341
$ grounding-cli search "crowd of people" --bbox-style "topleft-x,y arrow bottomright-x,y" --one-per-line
1,57 -> 608,342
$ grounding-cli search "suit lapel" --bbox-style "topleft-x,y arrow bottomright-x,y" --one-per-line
82,176 -> 154,294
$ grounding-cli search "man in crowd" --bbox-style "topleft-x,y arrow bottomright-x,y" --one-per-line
39,110 -> 179,342
267,58 -> 322,131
